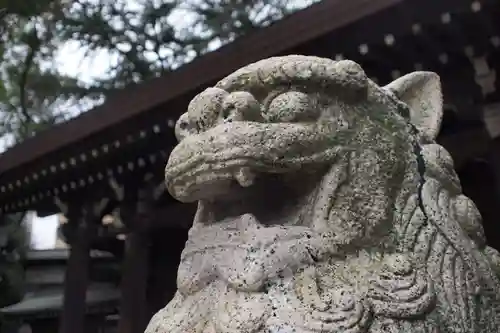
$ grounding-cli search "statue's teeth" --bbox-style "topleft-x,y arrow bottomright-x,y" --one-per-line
234,167 -> 255,187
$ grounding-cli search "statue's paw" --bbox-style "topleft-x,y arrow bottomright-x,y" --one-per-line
303,287 -> 371,333
367,253 -> 436,319
215,287 -> 271,333
294,267 -> 372,333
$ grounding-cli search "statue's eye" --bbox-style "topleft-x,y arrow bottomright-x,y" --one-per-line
265,91 -> 317,122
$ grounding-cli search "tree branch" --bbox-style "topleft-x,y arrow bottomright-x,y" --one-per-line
18,29 -> 40,125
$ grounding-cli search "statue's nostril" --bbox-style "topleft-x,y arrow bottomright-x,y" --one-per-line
222,105 -> 233,119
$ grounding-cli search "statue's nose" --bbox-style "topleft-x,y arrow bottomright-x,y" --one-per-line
174,112 -> 193,142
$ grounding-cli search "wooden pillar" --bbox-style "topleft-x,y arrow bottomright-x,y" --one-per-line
489,139 -> 500,196
59,208 -> 96,333
117,231 -> 150,333
482,102 -> 500,249
116,178 -> 157,333
147,227 -> 188,318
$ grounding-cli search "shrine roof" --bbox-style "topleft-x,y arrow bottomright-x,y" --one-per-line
0,0 -> 401,173
0,0 -> 496,215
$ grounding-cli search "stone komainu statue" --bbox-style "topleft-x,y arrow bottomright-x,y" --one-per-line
146,56 -> 500,333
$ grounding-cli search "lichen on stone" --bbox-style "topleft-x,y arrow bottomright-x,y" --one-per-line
147,55 -> 500,333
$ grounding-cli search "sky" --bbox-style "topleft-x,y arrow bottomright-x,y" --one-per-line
29,0 -> 196,248
30,44 -> 108,249
30,1 -> 165,249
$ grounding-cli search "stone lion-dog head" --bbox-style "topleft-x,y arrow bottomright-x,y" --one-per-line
150,56 -> 500,333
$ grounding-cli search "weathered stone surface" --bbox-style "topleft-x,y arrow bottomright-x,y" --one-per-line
146,55 -> 500,333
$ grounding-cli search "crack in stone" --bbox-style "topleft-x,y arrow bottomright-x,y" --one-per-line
410,125 -> 429,222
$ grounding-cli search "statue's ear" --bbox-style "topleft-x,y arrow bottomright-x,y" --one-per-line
384,72 -> 443,141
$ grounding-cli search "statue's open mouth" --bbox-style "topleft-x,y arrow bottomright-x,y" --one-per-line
165,153 -> 262,202
165,121 -> 341,204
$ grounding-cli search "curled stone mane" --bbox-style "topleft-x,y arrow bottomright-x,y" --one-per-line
147,55 -> 500,333
216,56 -> 369,96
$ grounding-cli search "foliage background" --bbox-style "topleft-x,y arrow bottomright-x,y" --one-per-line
0,0 -> 318,147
